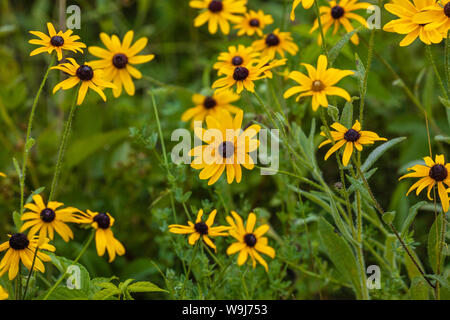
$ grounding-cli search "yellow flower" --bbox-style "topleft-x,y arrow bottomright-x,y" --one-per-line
284,55 -> 353,111
182,90 -> 242,126
29,22 -> 86,61
384,0 -> 443,46
412,0 -> 450,36
399,154 -> 450,212
212,56 -> 275,93
290,0 -> 315,21
0,285 -> 7,300
0,172 -> 5,178
310,0 -> 371,45
251,29 -> 299,59
169,209 -> 230,251
226,211 -> 275,271
0,233 -> 55,280
52,58 -> 115,105
189,110 -> 260,185
74,210 -> 125,262
213,45 -> 260,76
20,194 -> 80,243
318,120 -> 387,166
233,10 -> 274,36
189,0 -> 247,34
263,58 -> 288,79
88,31 -> 155,97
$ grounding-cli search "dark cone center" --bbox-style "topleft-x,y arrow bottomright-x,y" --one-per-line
311,80 -> 325,92
93,213 -> 111,229
232,56 -> 244,66
208,0 -> 223,12
112,53 -> 128,69
244,233 -> 257,247
9,233 -> 29,250
233,66 -> 249,81
265,33 -> 280,46
429,164 -> 448,182
445,3 -> 450,17
249,19 -> 260,27
76,65 -> 94,81
40,208 -> 56,223
344,129 -> 361,142
203,96 -> 217,109
194,222 -> 209,235
218,141 -> 235,158
50,35 -> 64,47
331,5 -> 345,19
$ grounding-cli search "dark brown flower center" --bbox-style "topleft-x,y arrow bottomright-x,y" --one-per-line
344,129 -> 361,142
244,233 -> 257,247
9,233 -> 29,250
218,141 -> 235,158
50,35 -> 64,47
208,0 -> 223,12
249,19 -> 260,27
311,80 -> 325,92
233,66 -> 249,81
76,65 -> 94,81
40,208 -> 56,223
112,53 -> 128,69
93,213 -> 111,229
265,33 -> 280,46
232,56 -> 244,66
429,164 -> 448,182
445,3 -> 450,17
194,222 -> 209,235
203,96 -> 217,109
331,5 -> 345,19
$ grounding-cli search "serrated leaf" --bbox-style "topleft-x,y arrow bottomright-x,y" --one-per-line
127,281 -> 167,293
361,137 -> 406,172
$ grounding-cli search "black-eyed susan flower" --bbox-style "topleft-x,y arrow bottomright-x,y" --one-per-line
212,56 -> 275,93
182,90 -> 242,126
413,0 -> 450,36
29,22 -> 86,61
213,45 -> 260,76
189,110 -> 260,185
169,209 -> 230,251
318,120 -> 387,166
384,0 -> 443,46
233,10 -> 274,36
284,55 -> 353,111
74,210 -> 125,262
251,29 -> 299,59
52,58 -> 115,105
189,0 -> 247,34
310,0 -> 371,45
290,0 -> 314,21
226,211 -> 275,271
263,58 -> 288,79
0,286 -> 7,300
88,31 -> 155,97
0,233 -> 55,280
20,194 -> 80,243
399,154 -> 450,212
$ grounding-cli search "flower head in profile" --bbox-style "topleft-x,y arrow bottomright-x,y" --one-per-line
20,194 -> 80,243
189,0 -> 247,34
0,233 -> 55,280
52,58 -> 115,105
226,211 -> 275,271
29,22 -> 86,60
251,29 -> 299,59
310,0 -> 371,45
213,45 -> 260,76
190,110 -> 260,185
384,0 -> 443,46
284,55 -> 353,111
169,209 -> 230,251
212,56 -> 275,93
318,120 -> 387,166
74,210 -> 125,262
413,0 -> 450,36
234,10 -> 274,36
89,31 -> 155,97
399,154 -> 450,212
182,90 -> 242,126
0,286 -> 7,300
290,0 -> 315,21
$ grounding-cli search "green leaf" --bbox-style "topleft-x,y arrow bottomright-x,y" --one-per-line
382,211 -> 396,224
400,201 -> 427,235
93,287 -> 121,300
25,138 -> 35,152
25,187 -> 45,206
328,27 -> 362,64
12,157 -> 21,179
13,211 -> 22,229
340,99 -> 354,128
361,137 -> 406,172
438,96 -> 450,108
127,281 -> 167,293
409,277 -> 429,300
428,215 -> 447,274
354,53 -> 366,94
327,105 -> 339,122
38,287 -> 88,300
47,253 -> 91,293
435,135 -> 450,144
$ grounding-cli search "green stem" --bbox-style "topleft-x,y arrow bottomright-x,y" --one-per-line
313,0 -> 329,57
426,45 -> 449,100
22,246 -> 39,300
180,242 -> 199,299
359,29 -> 375,128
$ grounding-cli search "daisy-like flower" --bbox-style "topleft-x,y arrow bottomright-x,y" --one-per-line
213,45 -> 260,76
383,0 -> 444,46
182,90 -> 242,126
169,209 -> 230,251
0,172 -> 5,178
88,31 -> 155,97
310,0 -> 371,45
399,154 -> 450,212
74,210 -> 125,262
29,22 -> 86,61
20,194 -> 80,243
233,10 -> 274,36
189,0 -> 247,34
190,110 -> 260,185
412,0 -> 450,36
0,233 -> 55,280
263,58 -> 288,79
290,0 -> 315,21
318,120 -> 387,166
251,29 -> 299,59
212,56 -> 275,93
0,286 -> 7,300
283,55 -> 354,111
226,211 -> 275,271
52,58 -> 115,105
